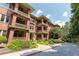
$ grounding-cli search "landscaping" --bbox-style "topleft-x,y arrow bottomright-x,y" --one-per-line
0,27 -> 64,51
7,38 -> 64,51
0,36 -> 6,44
7,39 -> 38,51
37,38 -> 64,45
37,39 -> 54,45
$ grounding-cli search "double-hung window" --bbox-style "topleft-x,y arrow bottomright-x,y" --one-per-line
0,14 -> 9,23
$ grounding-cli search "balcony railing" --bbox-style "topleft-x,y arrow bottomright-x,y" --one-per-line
29,29 -> 35,33
0,5 -> 29,18
37,23 -> 48,27
43,30 -> 48,33
17,10 -> 28,17
42,22 -> 48,26
15,23 -> 27,28
37,31 -> 42,34
9,23 -> 28,30
37,30 -> 48,34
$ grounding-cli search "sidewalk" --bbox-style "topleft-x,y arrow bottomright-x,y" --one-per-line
1,44 -> 62,56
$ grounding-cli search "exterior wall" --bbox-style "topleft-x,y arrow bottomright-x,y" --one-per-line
36,18 -> 49,40
36,17 -> 53,40
7,15 -> 18,43
48,23 -> 53,32
25,32 -> 30,41
0,7 -> 9,36
0,23 -> 8,30
0,3 -> 54,44
33,18 -> 37,40
29,17 -> 36,40
7,3 -> 19,43
0,7 -> 8,15
7,3 -> 34,43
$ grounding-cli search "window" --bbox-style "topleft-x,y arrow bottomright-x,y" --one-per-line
0,30 -> 2,36
37,27 -> 41,30
37,20 -> 41,23
43,20 -> 47,23
30,25 -> 34,30
18,6 -> 27,13
0,14 -> 9,23
43,34 -> 47,38
9,4 -> 14,9
6,16 -> 9,22
0,30 -> 7,36
1,14 -> 5,22
44,27 -> 47,30
0,14 -> 1,18
2,30 -> 7,36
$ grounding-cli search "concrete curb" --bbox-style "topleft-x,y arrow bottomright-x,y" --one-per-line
24,43 -> 62,56
21,47 -> 51,56
1,43 -> 62,56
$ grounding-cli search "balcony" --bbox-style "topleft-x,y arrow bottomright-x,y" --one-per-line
9,23 -> 28,30
37,31 -> 42,34
0,5 -> 29,18
42,30 -> 48,34
42,22 -> 48,26
29,29 -> 35,33
15,23 -> 26,28
37,29 -> 48,34
37,22 -> 48,27
17,10 -> 29,18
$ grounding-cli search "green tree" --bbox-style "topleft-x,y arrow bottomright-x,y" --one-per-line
61,22 -> 71,42
49,27 -> 61,39
68,3 -> 79,42
49,22 -> 71,42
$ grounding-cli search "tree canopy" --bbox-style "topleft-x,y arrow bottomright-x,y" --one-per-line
69,3 -> 79,38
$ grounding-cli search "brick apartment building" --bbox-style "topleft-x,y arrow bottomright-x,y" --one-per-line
0,3 -> 54,43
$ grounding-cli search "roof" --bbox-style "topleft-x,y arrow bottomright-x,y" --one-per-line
38,15 -> 49,20
19,3 -> 35,13
38,15 -> 54,26
30,14 -> 37,19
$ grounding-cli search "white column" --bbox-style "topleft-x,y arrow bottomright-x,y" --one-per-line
4,16 -> 7,23
0,30 -> 3,36
0,14 -> 2,21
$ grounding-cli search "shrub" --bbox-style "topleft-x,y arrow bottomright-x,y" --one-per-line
62,36 -> 79,43
69,37 -> 79,43
7,39 -> 29,51
49,27 -> 61,39
0,36 -> 6,44
53,39 -> 64,43
7,39 -> 38,51
28,40 -> 38,48
38,40 -> 49,45
48,39 -> 55,44
38,39 -> 54,45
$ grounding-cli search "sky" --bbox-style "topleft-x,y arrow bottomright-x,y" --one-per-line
29,3 -> 71,27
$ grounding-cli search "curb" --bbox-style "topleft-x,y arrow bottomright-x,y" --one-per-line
1,43 -> 62,56
21,48 -> 51,56
21,43 -> 62,56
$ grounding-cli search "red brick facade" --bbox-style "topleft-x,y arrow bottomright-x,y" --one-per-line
0,3 -> 53,43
